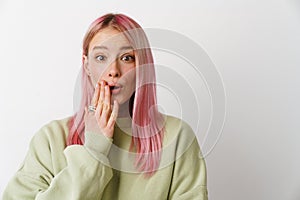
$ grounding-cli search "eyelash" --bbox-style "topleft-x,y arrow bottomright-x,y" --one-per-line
121,54 -> 135,62
95,54 -> 135,63
95,55 -> 107,62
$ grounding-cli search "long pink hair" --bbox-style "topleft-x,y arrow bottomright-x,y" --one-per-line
67,13 -> 165,175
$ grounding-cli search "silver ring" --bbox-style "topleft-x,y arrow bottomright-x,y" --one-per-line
88,105 -> 96,113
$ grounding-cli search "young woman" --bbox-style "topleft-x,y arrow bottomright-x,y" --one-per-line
3,13 -> 208,200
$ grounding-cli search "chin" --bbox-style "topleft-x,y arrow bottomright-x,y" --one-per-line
114,95 -> 134,106
111,95 -> 124,105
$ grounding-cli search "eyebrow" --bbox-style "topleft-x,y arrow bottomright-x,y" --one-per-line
92,45 -> 134,51
120,46 -> 134,51
92,46 -> 108,51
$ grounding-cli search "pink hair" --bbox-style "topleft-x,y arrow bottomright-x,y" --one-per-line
67,13 -> 165,175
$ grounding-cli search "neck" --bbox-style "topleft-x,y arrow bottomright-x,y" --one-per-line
117,99 -> 131,118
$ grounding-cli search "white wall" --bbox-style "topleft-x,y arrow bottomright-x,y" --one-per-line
1,0 -> 299,199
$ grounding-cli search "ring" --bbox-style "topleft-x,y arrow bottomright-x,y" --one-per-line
88,105 -> 96,113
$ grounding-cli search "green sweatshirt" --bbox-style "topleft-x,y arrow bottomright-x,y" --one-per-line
2,115 -> 208,200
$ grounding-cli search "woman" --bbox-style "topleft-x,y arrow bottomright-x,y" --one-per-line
3,13 -> 208,200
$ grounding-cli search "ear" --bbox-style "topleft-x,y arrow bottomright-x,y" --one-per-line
83,55 -> 91,76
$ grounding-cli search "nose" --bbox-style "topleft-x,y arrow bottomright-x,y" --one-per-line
107,60 -> 120,78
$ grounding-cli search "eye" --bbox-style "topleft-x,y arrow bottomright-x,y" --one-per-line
95,55 -> 107,61
121,54 -> 135,62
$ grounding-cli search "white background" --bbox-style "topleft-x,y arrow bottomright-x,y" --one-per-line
1,0 -> 300,199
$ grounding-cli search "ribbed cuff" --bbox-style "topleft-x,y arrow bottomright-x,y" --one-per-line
84,131 -> 113,159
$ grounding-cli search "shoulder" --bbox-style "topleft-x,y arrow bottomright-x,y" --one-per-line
20,116 -> 73,174
162,114 -> 197,150
159,114 -> 203,166
163,114 -> 194,133
30,116 -> 72,148
163,114 -> 195,138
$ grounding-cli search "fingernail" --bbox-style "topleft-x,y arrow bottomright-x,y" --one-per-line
95,83 -> 99,88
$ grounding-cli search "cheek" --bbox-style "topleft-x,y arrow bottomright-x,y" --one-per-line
122,68 -> 136,86
90,66 -> 106,83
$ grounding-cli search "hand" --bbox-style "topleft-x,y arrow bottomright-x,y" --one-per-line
84,81 -> 119,138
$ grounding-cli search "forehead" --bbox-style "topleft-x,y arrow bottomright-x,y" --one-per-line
89,27 -> 131,52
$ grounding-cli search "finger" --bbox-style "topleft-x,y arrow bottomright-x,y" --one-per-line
100,85 -> 111,122
99,81 -> 105,104
91,82 -> 100,107
84,106 -> 87,121
95,99 -> 103,120
97,81 -> 105,116
104,85 -> 111,110
107,100 -> 119,128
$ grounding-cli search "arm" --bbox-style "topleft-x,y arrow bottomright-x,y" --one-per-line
168,138 -> 208,200
166,119 -> 208,200
3,81 -> 119,200
2,127 -> 113,200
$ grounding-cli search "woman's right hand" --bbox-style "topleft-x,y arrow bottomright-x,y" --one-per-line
84,81 -> 119,138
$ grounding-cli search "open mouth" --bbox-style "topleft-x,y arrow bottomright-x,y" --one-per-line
109,85 -> 122,94
110,86 -> 121,90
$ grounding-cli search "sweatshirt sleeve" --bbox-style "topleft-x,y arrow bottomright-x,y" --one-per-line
2,124 -> 113,200
168,120 -> 209,200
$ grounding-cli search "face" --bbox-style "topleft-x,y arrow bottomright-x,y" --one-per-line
83,27 -> 136,105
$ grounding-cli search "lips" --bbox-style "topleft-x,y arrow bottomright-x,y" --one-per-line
108,83 -> 122,94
